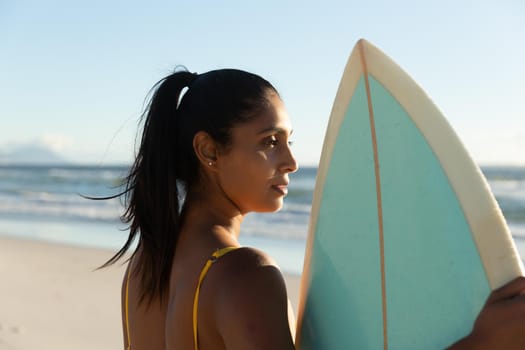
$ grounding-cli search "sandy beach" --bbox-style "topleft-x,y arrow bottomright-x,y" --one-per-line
0,236 -> 301,350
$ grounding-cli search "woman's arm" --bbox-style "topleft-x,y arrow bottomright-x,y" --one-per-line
448,276 -> 525,349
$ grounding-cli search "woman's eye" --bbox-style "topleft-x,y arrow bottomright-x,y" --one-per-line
263,137 -> 279,148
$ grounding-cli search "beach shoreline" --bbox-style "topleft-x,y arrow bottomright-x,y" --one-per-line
0,235 -> 301,350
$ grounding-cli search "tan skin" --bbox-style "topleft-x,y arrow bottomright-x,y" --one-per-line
449,276 -> 525,349
123,93 -> 297,350
122,94 -> 525,349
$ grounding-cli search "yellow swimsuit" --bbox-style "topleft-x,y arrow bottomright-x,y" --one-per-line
192,247 -> 238,350
124,265 -> 132,350
124,247 -> 239,350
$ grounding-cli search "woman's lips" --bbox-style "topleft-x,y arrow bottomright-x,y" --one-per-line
272,185 -> 288,196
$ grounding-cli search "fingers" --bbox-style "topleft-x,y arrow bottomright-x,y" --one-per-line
487,276 -> 525,304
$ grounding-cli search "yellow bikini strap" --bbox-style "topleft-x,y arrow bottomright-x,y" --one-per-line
193,247 -> 238,350
125,263 -> 132,350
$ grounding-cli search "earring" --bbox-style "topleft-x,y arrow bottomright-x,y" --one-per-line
208,161 -> 213,166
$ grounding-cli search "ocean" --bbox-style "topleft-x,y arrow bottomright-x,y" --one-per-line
0,165 -> 524,275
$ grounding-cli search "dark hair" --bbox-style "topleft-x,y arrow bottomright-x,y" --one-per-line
102,67 -> 278,304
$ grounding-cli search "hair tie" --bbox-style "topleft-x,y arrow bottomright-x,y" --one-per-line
175,71 -> 199,110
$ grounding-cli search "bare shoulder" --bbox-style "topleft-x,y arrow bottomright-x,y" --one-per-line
223,246 -> 279,270
210,247 -> 285,298
209,247 -> 294,349
213,247 -> 286,301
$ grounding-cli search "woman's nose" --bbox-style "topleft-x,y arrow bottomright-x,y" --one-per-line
281,145 -> 299,174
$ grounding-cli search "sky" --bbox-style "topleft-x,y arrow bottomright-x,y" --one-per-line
1,0 -> 524,166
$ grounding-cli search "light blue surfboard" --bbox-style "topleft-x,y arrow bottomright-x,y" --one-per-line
295,39 -> 523,350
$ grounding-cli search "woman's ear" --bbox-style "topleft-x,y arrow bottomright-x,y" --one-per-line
193,131 -> 219,169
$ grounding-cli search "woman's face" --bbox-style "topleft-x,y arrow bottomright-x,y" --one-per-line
216,94 -> 298,214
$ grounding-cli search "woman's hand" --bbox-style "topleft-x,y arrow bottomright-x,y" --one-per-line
448,276 -> 525,349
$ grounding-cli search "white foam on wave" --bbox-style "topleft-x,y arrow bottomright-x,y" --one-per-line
0,194 -> 122,222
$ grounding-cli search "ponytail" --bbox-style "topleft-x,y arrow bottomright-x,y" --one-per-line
102,69 -> 197,304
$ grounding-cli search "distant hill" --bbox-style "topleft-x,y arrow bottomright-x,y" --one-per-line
0,144 -> 69,165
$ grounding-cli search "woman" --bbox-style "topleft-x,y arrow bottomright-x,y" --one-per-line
104,68 -> 525,349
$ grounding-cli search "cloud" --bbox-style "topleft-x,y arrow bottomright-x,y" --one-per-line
38,133 -> 73,152
4,133 -> 73,153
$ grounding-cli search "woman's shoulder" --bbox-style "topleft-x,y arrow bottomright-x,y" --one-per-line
203,246 -> 294,348
205,246 -> 284,289
218,245 -> 287,298
223,246 -> 279,269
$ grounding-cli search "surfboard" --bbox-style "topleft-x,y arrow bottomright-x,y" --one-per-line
295,39 -> 524,350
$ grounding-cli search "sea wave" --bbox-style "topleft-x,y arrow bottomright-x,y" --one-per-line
0,195 -> 122,222
482,166 -> 525,182
0,165 -> 524,240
